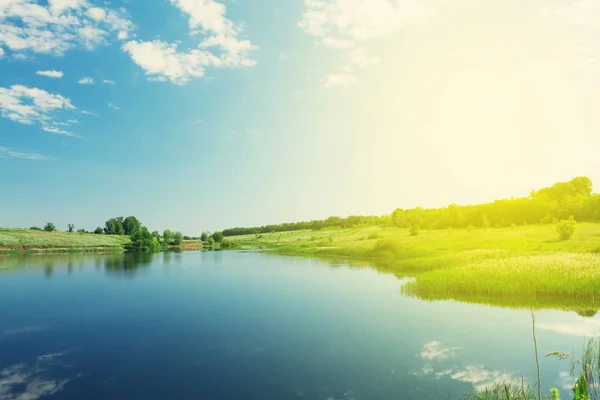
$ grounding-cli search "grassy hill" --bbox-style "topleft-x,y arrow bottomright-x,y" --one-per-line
231,222 -> 600,311
0,229 -> 131,253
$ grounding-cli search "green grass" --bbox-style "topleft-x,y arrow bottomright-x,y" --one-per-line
230,223 -> 600,311
0,228 -> 130,253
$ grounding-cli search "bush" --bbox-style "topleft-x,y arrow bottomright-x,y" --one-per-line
44,222 -> 56,232
30,226 -> 42,231
77,229 -> 86,234
212,231 -> 224,243
67,224 -> 75,233
94,227 -> 103,234
556,217 -> 577,241
510,223 -> 517,230
368,232 -> 382,240
409,224 -> 420,236
466,225 -> 475,233
372,239 -> 402,255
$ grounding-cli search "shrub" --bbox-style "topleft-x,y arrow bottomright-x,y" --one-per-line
372,239 -> 402,255
212,231 -> 224,243
482,215 -> 490,230
77,229 -> 86,234
409,224 -> 420,236
510,223 -> 517,230
556,217 -> 576,241
173,232 -> 183,246
67,224 -> 75,233
43,222 -> 56,232
466,225 -> 475,233
94,227 -> 103,234
30,226 -> 42,231
368,232 -> 382,240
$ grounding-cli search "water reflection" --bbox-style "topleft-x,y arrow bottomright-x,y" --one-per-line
0,352 -> 71,400
413,341 -> 517,392
104,253 -> 154,277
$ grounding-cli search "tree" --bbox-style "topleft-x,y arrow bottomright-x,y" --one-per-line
30,226 -> 42,231
151,231 -> 160,240
67,224 -> 75,233
212,231 -> 224,243
104,217 -> 125,235
94,227 -> 103,234
173,231 -> 183,246
123,216 -> 142,236
200,232 -> 208,241
77,229 -> 86,234
207,236 -> 215,247
556,217 -> 576,241
482,215 -> 490,230
163,229 -> 174,245
44,222 -> 56,232
130,228 -> 160,253
409,224 -> 420,236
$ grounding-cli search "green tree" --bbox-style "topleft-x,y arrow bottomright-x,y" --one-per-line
77,228 -> 86,234
44,222 -> 57,232
556,217 -> 577,241
200,232 -> 208,241
163,229 -> 174,245
409,224 -> 420,236
482,215 -> 490,230
173,231 -> 183,246
212,231 -> 224,243
151,231 -> 160,240
130,228 -> 160,252
67,223 -> 75,233
207,236 -> 215,247
94,227 -> 103,234
123,216 -> 142,236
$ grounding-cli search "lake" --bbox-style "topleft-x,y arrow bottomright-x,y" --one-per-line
0,251 -> 597,399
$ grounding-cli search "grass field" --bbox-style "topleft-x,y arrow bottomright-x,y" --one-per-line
0,229 -> 131,253
231,223 -> 600,311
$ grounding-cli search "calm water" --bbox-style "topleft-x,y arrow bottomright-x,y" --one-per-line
0,251 -> 598,400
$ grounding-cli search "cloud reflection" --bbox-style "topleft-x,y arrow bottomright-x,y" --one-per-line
0,352 -> 71,400
420,341 -> 461,360
414,341 -> 517,392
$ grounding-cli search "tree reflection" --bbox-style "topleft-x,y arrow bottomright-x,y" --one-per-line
104,253 -> 154,277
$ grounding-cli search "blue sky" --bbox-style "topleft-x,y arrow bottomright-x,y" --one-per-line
2,0 -> 600,234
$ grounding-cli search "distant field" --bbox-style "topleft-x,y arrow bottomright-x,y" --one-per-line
231,223 -> 600,310
0,229 -> 130,253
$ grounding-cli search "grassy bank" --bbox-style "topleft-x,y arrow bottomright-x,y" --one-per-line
0,229 -> 131,254
230,223 -> 600,310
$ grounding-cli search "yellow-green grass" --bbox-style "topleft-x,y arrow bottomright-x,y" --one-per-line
0,229 -> 130,253
230,223 -> 600,310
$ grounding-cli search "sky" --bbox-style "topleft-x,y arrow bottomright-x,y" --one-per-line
1,0 -> 600,235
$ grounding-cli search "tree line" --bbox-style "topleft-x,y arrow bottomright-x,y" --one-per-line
221,177 -> 600,235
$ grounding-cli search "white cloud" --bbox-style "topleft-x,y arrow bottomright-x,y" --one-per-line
78,77 -> 94,84
419,341 -> 461,361
322,73 -> 357,88
0,146 -> 52,160
123,0 -> 256,84
0,0 -> 133,56
344,48 -> 380,71
299,0 -> 435,43
102,79 -> 115,85
86,7 -> 106,21
108,102 -> 120,110
0,47 -> 4,57
0,84 -> 79,136
321,36 -> 354,48
300,0 -> 435,84
36,70 -> 63,78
